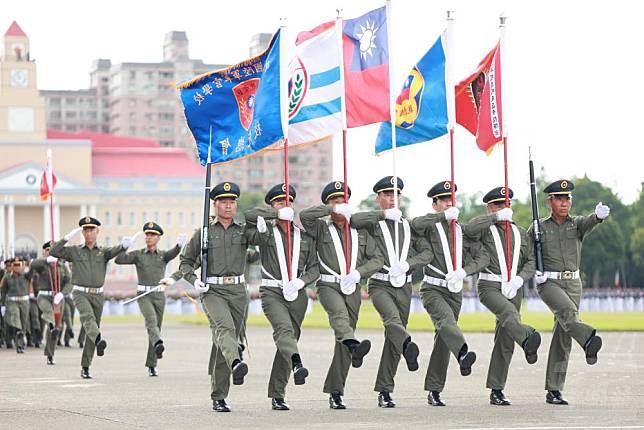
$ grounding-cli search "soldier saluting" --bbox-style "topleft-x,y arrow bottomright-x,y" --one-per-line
528,180 -> 608,405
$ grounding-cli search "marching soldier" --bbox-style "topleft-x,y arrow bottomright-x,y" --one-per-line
463,187 -> 541,405
50,216 -> 131,379
30,241 -> 71,364
179,182 -> 252,413
244,183 -> 320,411
350,176 -> 432,408
410,181 -> 494,406
61,266 -> 75,347
0,257 -> 31,353
115,222 -> 186,376
528,180 -> 608,405
300,181 -> 384,409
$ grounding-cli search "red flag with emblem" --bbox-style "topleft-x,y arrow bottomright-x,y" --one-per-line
39,154 -> 58,201
455,42 -> 503,153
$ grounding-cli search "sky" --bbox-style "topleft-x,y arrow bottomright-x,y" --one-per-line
5,0 -> 644,215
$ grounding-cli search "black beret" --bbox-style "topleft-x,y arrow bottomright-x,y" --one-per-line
427,180 -> 457,199
79,216 -> 101,227
373,176 -> 404,194
143,221 -> 164,235
544,179 -> 574,195
42,241 -> 51,250
210,181 -> 240,200
483,186 -> 514,204
321,181 -> 351,203
265,183 -> 296,204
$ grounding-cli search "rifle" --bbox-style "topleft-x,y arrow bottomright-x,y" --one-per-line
529,147 -> 544,272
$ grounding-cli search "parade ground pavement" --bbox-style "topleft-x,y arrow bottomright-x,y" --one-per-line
1,320 -> 643,429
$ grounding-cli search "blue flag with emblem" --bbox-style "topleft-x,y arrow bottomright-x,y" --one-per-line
375,33 -> 448,154
178,30 -> 284,165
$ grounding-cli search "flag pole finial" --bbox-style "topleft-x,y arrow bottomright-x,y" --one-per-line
499,13 -> 507,28
447,10 -> 454,21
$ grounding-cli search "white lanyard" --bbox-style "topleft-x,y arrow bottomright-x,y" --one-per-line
489,223 -> 521,282
378,219 -> 410,271
270,225 -> 301,282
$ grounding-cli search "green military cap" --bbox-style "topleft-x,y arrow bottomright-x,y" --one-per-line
373,176 -> 404,194
428,180 -> 457,199
210,181 -> 241,200
143,221 -> 164,235
483,186 -> 514,204
544,179 -> 574,195
321,181 -> 351,203
265,183 -> 296,204
42,241 -> 51,250
79,216 -> 101,228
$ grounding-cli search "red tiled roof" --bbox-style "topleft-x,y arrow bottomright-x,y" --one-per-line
5,21 -> 26,37
46,129 -> 203,177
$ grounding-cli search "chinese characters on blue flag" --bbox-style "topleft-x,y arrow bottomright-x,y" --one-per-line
375,34 -> 448,153
178,30 -> 284,165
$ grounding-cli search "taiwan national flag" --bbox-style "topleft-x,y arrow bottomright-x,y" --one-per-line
40,150 -> 57,201
343,6 -> 390,128
455,42 -> 503,153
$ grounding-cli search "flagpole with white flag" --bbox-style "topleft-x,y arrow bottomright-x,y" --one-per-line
445,10 -> 458,271
385,0 -> 400,259
499,13 -> 512,281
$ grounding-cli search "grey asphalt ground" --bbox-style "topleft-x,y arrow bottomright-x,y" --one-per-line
1,320 -> 643,429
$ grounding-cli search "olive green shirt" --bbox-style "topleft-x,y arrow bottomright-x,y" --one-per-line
410,212 -> 490,277
29,258 -> 71,292
50,239 -> 126,288
526,213 -> 602,272
1,273 -> 29,302
300,204 -> 385,285
115,245 -> 181,286
179,220 -> 251,285
245,207 -> 319,285
464,215 -> 536,281
350,210 -> 433,282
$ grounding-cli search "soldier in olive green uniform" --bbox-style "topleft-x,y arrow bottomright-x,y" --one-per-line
411,181 -> 492,406
61,267 -> 75,347
50,216 -> 130,378
350,176 -> 432,408
528,180 -> 608,405
300,181 -> 384,410
0,257 -> 31,353
26,267 -> 43,349
30,241 -> 71,364
463,187 -> 541,406
245,183 -> 320,411
115,222 -> 185,376
180,182 -> 252,413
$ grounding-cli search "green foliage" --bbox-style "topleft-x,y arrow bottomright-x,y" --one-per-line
234,192 -> 264,221
358,195 -> 412,218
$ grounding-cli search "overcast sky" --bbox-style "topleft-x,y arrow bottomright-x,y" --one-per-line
5,0 -> 643,214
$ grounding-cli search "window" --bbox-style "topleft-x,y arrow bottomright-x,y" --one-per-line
178,212 -> 185,227
104,211 -> 111,225
129,211 -> 135,226
153,211 -> 159,223
104,237 -> 111,247
190,211 -> 196,226
65,98 -> 76,105
117,211 -> 123,225
165,211 -> 172,226
65,111 -> 77,119
141,211 -> 147,224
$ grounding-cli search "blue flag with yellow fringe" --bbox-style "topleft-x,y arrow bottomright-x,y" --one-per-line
375,34 -> 448,153
178,30 -> 284,165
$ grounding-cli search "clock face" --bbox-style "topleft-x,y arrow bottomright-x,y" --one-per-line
8,107 -> 35,132
10,69 -> 28,87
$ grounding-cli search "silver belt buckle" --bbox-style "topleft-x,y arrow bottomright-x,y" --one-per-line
562,271 -> 573,280
223,276 -> 235,285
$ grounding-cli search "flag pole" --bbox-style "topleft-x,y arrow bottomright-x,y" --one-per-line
386,0 -> 400,260
47,149 -> 62,327
446,10 -> 458,271
499,13 -> 512,281
201,127 -> 213,286
337,9 -> 351,274
280,18 -> 293,281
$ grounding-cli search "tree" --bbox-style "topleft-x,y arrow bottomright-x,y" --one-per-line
234,192 -> 264,222
358,195 -> 411,217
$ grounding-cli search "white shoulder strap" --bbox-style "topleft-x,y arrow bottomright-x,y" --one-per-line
435,221 -> 462,270
272,225 -> 301,281
327,223 -> 359,276
489,224 -> 521,281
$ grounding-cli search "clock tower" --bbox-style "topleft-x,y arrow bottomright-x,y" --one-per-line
0,21 -> 46,140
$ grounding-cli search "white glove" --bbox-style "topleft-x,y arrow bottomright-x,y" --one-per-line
121,236 -> 134,250
534,271 -> 548,285
496,207 -> 513,222
64,227 -> 83,241
340,270 -> 361,295
193,279 -> 209,294
595,202 -> 610,220
159,277 -> 176,286
333,203 -> 352,220
256,216 -> 268,233
283,278 -> 303,302
445,268 -> 466,293
502,275 -> 524,299
444,206 -> 460,222
389,261 -> 410,278
384,208 -> 402,222
0,306 -> 5,317
53,292 -> 64,305
278,207 -> 295,222
24,267 -> 30,274
46,256 -> 58,264
29,293 -> 35,299
177,233 -> 187,247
